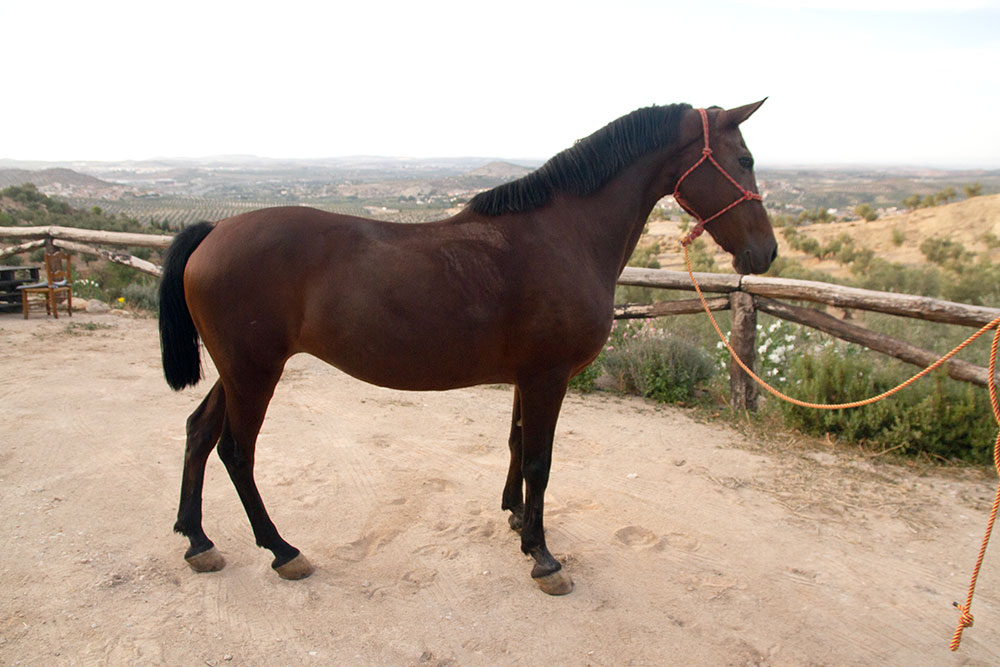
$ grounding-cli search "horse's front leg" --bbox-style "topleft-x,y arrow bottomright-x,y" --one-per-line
502,388 -> 525,532
516,373 -> 574,595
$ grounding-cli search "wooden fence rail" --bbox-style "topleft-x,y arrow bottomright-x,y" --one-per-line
0,226 -> 174,249
0,226 -> 169,277
2,227 -> 997,408
616,266 -> 1000,409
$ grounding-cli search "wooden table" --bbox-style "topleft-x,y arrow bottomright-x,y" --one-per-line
0,265 -> 42,313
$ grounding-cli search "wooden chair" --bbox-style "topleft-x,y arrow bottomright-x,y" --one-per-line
18,250 -> 73,319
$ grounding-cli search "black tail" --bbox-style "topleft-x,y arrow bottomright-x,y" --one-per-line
159,222 -> 215,391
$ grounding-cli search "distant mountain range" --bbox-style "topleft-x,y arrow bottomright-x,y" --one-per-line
0,167 -> 115,190
0,156 -> 540,183
2,159 -> 998,222
0,159 -> 538,207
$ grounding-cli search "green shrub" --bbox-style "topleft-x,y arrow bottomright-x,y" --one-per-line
617,241 -> 666,304
797,207 -> 835,224
628,241 -> 661,269
798,237 -> 821,258
941,261 -> 1000,306
819,233 -> 858,263
602,324 -> 716,403
775,342 -> 996,464
615,283 -> 657,305
854,203 -> 878,221
89,263 -> 147,301
686,238 -> 718,272
765,257 -> 839,283
920,237 -> 973,266
852,257 -> 941,296
121,282 -> 159,311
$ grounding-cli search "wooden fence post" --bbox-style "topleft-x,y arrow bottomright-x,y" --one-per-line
728,291 -> 758,411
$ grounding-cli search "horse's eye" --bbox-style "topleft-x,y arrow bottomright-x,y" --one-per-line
739,157 -> 754,170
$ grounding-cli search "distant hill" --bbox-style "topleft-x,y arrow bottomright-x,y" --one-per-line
462,161 -> 533,180
0,167 -> 115,189
647,193 -> 1000,276
773,192 -> 1000,274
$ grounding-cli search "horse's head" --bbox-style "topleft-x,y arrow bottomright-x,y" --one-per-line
673,101 -> 777,275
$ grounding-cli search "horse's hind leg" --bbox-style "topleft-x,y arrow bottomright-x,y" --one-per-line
517,372 -> 574,595
217,370 -> 313,580
174,380 -> 227,572
502,388 -> 525,532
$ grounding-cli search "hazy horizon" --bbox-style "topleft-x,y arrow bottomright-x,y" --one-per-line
2,155 -> 998,174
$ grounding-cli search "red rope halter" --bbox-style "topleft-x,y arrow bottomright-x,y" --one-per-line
675,107 -> 763,246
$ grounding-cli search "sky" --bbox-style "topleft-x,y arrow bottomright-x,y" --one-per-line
3,0 -> 999,168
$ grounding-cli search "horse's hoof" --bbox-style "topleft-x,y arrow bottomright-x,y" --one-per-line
185,546 -> 226,573
274,553 -> 314,580
533,568 -> 574,595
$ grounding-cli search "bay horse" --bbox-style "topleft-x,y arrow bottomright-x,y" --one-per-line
159,100 -> 777,595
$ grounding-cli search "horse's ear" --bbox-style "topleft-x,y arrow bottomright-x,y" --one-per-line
720,98 -> 767,127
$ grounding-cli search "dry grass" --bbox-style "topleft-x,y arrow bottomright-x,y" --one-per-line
647,193 -> 1000,276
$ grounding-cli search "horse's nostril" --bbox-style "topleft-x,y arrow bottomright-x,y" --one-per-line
770,244 -> 778,263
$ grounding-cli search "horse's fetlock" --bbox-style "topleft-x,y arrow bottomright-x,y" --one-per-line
520,533 -> 542,555
501,497 -> 523,512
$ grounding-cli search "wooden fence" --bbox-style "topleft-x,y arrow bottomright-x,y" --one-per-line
3,225 -> 998,410
0,226 -> 170,277
617,267 -> 1000,409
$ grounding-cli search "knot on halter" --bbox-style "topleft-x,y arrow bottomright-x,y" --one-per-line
680,221 -> 706,247
701,147 -> 713,156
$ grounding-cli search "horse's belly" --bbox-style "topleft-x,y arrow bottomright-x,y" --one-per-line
305,333 -> 511,391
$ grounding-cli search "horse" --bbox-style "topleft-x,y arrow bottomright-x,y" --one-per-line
158,100 -> 777,595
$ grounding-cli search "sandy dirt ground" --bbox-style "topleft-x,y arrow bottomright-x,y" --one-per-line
3,312 -> 1000,666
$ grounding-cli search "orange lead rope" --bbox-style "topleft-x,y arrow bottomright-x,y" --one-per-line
951,314 -> 1000,651
680,243 -> 1000,651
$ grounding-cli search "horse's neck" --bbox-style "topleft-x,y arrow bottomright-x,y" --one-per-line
567,149 -> 677,279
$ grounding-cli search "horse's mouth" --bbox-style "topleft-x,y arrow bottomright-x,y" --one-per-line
733,242 -> 778,275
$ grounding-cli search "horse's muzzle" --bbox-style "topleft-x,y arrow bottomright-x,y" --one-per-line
734,240 -> 778,275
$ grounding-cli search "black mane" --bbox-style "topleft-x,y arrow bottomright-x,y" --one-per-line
469,103 -> 692,217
